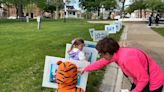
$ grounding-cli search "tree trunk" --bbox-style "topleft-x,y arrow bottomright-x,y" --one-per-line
18,4 -> 23,17
16,3 -> 23,18
51,10 -> 53,19
140,9 -> 142,18
7,5 -> 10,17
108,10 -> 112,19
144,9 -> 146,18
98,7 -> 100,17
15,4 -> 18,19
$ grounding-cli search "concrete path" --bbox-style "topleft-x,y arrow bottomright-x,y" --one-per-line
96,22 -> 164,92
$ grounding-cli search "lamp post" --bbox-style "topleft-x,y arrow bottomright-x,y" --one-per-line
120,0 -> 125,18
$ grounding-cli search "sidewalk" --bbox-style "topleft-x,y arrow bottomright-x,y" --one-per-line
98,22 -> 164,92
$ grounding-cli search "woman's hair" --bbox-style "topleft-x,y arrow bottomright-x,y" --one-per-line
96,37 -> 120,55
68,38 -> 84,53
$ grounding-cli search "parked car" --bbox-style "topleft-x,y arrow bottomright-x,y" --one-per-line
159,17 -> 164,24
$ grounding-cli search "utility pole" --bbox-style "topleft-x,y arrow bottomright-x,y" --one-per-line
120,0 -> 125,18
63,0 -> 67,22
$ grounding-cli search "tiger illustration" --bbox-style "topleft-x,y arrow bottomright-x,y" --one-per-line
55,61 -> 84,92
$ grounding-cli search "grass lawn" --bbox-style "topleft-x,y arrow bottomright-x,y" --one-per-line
0,19 -> 122,92
152,28 -> 164,37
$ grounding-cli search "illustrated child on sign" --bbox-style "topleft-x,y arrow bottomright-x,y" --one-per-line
55,61 -> 84,92
67,38 -> 86,61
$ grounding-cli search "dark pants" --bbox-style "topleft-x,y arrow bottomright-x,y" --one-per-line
155,20 -> 159,26
131,83 -> 163,92
152,86 -> 163,92
149,21 -> 152,26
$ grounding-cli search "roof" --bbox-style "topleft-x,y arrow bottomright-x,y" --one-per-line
66,6 -> 74,9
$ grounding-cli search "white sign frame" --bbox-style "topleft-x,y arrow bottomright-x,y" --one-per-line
105,25 -> 117,34
42,56 -> 89,91
88,28 -> 95,39
93,31 -> 108,42
113,21 -> 122,32
84,40 -> 97,48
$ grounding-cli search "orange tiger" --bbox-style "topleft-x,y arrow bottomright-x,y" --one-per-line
55,61 -> 84,92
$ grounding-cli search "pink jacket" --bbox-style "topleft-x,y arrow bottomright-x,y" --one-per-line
84,48 -> 164,92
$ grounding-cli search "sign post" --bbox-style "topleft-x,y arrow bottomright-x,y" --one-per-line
37,16 -> 41,30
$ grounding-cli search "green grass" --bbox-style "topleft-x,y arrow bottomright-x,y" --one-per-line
152,28 -> 164,36
0,19 -> 122,92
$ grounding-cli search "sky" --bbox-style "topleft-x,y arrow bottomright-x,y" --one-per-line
125,0 -> 133,6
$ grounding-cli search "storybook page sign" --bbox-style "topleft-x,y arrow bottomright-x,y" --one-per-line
105,25 -> 117,34
84,40 -> 97,48
88,28 -> 95,39
42,56 -> 89,91
65,44 -> 98,63
93,31 -> 107,42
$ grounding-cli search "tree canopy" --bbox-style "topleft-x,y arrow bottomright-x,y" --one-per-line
127,0 -> 164,13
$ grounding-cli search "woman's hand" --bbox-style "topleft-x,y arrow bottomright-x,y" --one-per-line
77,68 -> 85,74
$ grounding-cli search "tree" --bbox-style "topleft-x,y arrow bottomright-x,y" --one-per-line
47,0 -> 64,19
126,0 -> 147,18
100,0 -> 116,19
81,0 -> 99,12
24,3 -> 35,16
155,2 -> 164,12
1,0 -> 28,18
119,0 -> 126,18
34,0 -> 46,10
81,0 -> 116,18
145,0 -> 164,13
1,0 -> 10,17
145,0 -> 159,12
127,4 -> 136,14
43,4 -> 56,18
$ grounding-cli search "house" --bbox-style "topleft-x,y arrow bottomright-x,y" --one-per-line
64,0 -> 82,18
1,4 -> 41,19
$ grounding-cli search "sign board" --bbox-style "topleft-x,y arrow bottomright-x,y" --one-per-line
88,28 -> 95,39
42,56 -> 89,91
84,40 -> 97,48
113,23 -> 120,32
93,31 -> 108,42
105,25 -> 117,34
65,44 -> 98,63
113,21 -> 122,32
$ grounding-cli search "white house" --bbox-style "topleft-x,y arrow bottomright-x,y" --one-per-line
64,0 -> 82,18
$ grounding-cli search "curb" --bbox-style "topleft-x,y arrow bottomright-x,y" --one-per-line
114,26 -> 128,92
114,68 -> 123,92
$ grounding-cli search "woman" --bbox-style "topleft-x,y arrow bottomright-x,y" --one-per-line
81,37 -> 164,92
